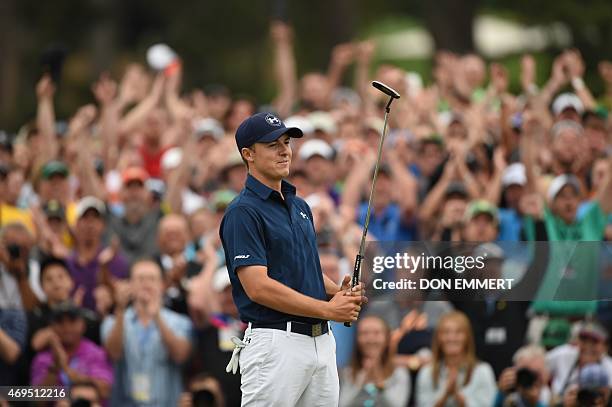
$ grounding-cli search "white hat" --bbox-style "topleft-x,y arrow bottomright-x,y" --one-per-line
299,139 -> 334,161
547,174 -> 580,201
501,163 -> 527,188
161,147 -> 183,171
308,111 -> 337,134
194,118 -> 224,140
212,266 -> 231,292
552,93 -> 584,116
75,196 -> 106,219
146,44 -> 178,71
284,115 -> 315,135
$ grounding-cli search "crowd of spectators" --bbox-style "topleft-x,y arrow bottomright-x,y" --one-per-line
0,19 -> 611,406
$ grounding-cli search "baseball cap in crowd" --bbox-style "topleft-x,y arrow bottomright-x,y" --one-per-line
43,200 -> 65,221
284,116 -> 315,135
299,139 -> 334,161
364,117 -> 385,137
547,174 -> 581,201
161,147 -> 182,171
41,160 -> 69,180
194,118 -> 224,140
445,181 -> 469,199
501,163 -> 527,188
551,120 -> 584,139
308,111 -> 337,135
122,166 -> 149,185
465,200 -> 499,223
235,112 -> 303,150
75,196 -> 106,219
541,318 -> 571,348
210,189 -> 237,212
579,364 -> 610,389
50,300 -> 84,322
420,134 -> 445,150
578,321 -> 608,342
552,92 -> 584,116
212,266 -> 232,292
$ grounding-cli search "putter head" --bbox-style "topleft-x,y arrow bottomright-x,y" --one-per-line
372,81 -> 400,99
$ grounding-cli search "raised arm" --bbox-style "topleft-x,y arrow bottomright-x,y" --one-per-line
270,20 -> 297,118
118,74 -> 165,135
354,40 -> 376,116
594,154 -> 612,213
538,54 -> 568,108
520,110 -> 546,195
35,74 -> 60,166
484,147 -> 507,205
69,105 -> 108,201
327,42 -> 354,93
92,73 -> 121,172
565,49 -> 597,110
386,140 -> 418,218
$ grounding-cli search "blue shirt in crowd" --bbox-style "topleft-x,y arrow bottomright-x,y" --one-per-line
101,307 -> 192,407
220,174 -> 327,325
357,203 -> 418,242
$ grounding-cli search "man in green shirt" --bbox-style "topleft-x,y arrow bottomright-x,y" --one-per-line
522,114 -> 612,317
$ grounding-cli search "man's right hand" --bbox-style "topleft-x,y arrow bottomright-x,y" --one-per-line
498,367 -> 516,393
325,285 -> 363,322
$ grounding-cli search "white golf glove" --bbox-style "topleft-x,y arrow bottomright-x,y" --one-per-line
225,336 -> 247,375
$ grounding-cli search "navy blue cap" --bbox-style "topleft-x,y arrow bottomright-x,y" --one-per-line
235,112 -> 303,150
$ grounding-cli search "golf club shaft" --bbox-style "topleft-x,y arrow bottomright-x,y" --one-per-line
344,99 -> 393,327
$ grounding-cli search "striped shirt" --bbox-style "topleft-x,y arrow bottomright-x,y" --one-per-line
101,307 -> 192,406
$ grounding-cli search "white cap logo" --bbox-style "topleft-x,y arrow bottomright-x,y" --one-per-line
265,114 -> 282,127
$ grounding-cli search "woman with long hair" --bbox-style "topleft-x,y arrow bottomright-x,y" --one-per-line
416,311 -> 496,407
340,315 -> 411,407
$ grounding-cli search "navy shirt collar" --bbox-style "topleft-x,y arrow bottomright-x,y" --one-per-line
245,173 -> 296,200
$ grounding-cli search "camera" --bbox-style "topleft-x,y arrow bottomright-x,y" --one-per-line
7,243 -> 21,260
192,388 -> 217,407
516,367 -> 538,389
576,388 -> 603,407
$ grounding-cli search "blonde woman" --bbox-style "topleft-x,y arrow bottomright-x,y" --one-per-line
416,311 -> 496,407
340,315 -> 411,407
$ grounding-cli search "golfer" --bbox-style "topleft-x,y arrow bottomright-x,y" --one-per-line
220,112 -> 364,406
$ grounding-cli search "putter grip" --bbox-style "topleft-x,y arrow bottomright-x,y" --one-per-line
344,254 -> 362,327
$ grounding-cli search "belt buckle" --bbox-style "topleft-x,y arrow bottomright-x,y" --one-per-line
311,323 -> 322,336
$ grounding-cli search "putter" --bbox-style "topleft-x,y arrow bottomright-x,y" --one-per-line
345,81 -> 400,327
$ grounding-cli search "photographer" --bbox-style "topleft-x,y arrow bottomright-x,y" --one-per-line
0,223 -> 34,386
495,345 -> 551,407
562,364 -> 611,407
548,322 -> 612,400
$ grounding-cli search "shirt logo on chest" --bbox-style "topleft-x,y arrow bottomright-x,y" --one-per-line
299,211 -> 309,220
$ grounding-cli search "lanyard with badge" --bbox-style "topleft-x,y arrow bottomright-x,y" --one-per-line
131,320 -> 155,403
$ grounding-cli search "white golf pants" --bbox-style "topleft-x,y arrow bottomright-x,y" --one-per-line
239,322 -> 339,406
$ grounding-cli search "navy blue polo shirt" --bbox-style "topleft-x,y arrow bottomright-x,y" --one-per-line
219,174 -> 327,324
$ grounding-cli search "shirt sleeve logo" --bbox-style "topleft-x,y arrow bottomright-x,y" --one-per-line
299,211 -> 309,220
234,254 -> 251,260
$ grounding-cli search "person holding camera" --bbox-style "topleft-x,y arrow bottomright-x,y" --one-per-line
495,345 -> 551,407
0,222 -> 34,386
547,321 -> 612,401
562,363 -> 611,407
